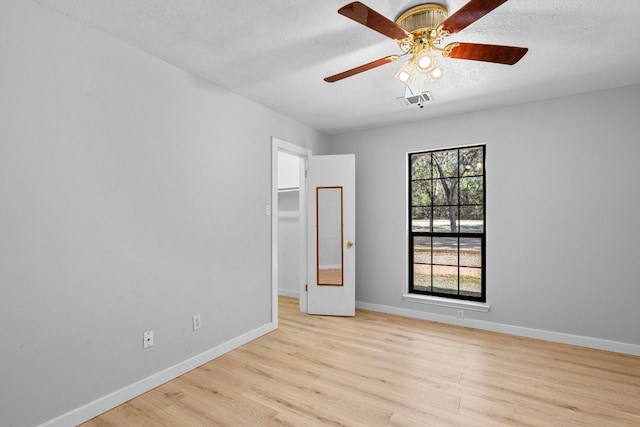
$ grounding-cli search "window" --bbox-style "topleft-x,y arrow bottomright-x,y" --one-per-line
408,145 -> 485,302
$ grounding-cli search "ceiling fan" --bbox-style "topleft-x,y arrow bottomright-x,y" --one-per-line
324,0 -> 528,83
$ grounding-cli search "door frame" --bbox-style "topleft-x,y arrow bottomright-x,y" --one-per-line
271,137 -> 311,323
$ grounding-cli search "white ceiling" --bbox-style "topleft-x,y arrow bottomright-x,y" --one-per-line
35,0 -> 640,135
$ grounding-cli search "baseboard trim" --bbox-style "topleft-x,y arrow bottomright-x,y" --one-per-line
278,289 -> 300,298
356,301 -> 640,357
39,322 -> 277,427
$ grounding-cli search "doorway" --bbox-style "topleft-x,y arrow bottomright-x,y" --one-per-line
271,137 -> 310,323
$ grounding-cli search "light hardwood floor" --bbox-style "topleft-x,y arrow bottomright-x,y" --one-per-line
81,296 -> 640,426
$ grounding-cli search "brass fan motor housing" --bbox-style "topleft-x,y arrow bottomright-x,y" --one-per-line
395,4 -> 449,54
395,4 -> 448,33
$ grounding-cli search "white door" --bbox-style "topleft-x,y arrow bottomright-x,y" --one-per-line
307,154 -> 355,316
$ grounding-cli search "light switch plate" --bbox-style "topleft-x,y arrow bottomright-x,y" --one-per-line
192,314 -> 202,331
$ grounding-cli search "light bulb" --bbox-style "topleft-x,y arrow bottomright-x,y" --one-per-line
416,51 -> 434,72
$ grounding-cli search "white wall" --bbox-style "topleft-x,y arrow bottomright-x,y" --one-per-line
0,2 -> 327,426
277,151 -> 300,190
329,85 -> 640,351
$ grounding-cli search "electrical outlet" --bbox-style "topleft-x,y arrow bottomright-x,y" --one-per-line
192,314 -> 202,331
143,330 -> 154,349
456,310 -> 464,320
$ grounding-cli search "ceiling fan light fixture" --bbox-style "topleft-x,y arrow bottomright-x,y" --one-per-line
393,4 -> 451,83
395,58 -> 416,83
324,1 -> 529,85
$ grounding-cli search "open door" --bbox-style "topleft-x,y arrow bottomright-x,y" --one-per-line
307,154 -> 356,316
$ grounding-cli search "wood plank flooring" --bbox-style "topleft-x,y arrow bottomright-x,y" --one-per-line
81,296 -> 640,426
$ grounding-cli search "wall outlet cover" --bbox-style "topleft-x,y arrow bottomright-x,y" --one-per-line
143,330 -> 154,348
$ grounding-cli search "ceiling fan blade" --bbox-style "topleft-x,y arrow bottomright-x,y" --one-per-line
445,42 -> 528,65
338,2 -> 410,41
324,54 -> 399,83
441,0 -> 508,34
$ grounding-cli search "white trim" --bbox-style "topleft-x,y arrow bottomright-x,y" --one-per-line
271,140 -> 279,328
297,153 -> 309,314
356,301 -> 640,356
402,294 -> 491,312
39,322 -> 276,427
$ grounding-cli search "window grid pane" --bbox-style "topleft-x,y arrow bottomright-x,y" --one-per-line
409,145 -> 485,302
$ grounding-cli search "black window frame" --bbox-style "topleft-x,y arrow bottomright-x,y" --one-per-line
408,145 -> 486,302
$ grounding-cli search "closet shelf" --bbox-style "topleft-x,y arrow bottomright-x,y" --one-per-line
278,187 -> 299,193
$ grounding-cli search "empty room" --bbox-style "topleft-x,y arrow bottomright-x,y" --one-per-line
2,1 -> 640,426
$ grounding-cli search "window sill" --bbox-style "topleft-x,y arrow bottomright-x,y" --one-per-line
402,294 -> 491,312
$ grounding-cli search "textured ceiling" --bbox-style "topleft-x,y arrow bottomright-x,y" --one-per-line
35,0 -> 640,135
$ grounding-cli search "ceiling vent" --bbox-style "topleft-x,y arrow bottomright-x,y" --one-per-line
397,86 -> 432,108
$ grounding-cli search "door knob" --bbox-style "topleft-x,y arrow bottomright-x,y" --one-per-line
346,241 -> 354,248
